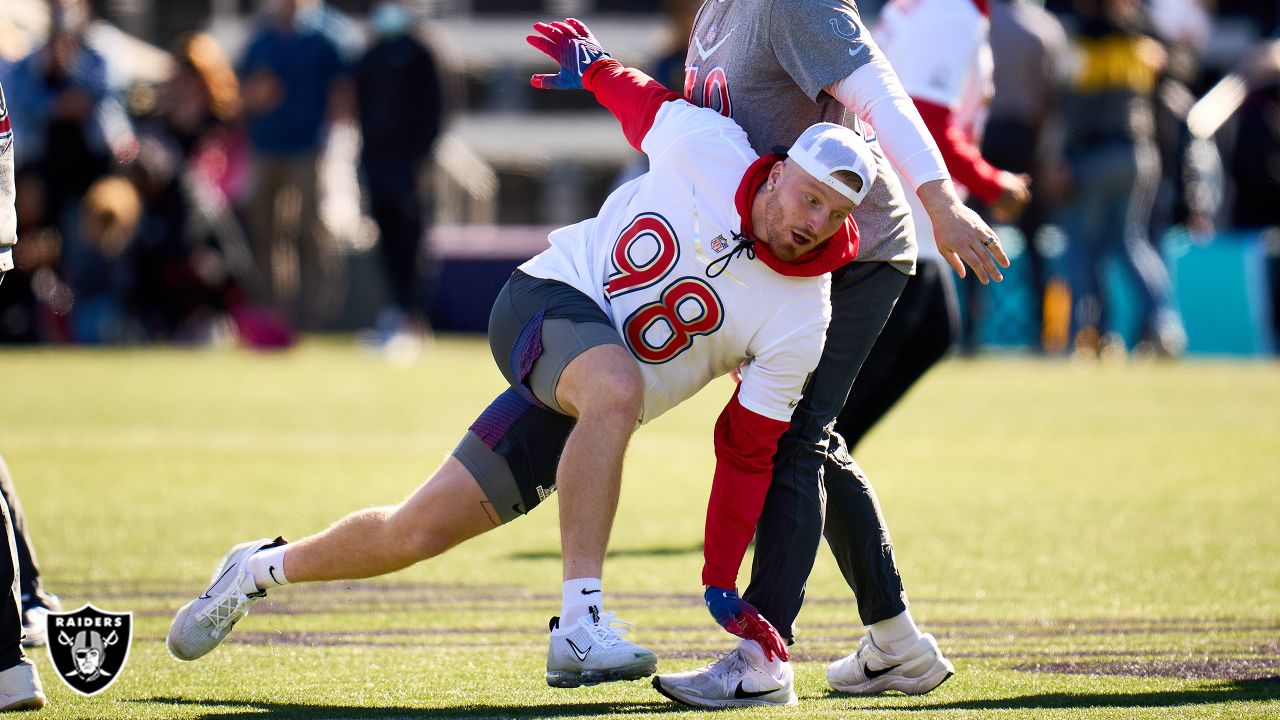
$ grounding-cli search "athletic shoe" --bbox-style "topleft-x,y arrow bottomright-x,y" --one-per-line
167,537 -> 286,661
545,607 -> 658,688
826,632 -> 954,695
20,594 -> 62,648
653,640 -> 796,708
0,658 -> 45,712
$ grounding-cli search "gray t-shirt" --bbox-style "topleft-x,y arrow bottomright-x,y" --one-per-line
685,0 -> 915,273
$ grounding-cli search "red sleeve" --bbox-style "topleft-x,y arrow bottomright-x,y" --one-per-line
583,58 -> 683,152
701,389 -> 791,589
913,98 -> 1005,204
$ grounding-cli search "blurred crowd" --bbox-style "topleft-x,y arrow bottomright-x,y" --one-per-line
0,0 -> 1278,357
0,0 -> 447,349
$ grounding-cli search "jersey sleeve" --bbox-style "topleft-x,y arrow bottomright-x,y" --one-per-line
700,305 -> 827,588
0,81 -> 16,253
701,389 -> 791,589
736,311 -> 828,422
583,58 -> 753,165
769,0 -> 879,102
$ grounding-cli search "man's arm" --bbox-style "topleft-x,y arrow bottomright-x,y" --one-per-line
0,80 -> 16,276
828,58 -> 1009,283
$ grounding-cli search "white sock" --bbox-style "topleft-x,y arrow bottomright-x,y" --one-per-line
561,577 -> 603,625
246,545 -> 291,593
869,609 -> 922,656
737,637 -> 786,676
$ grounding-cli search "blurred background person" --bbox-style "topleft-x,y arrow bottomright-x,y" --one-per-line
66,174 -> 141,344
355,1 -> 447,354
0,0 -> 135,343
238,0 -> 350,330
1060,0 -> 1186,358
128,32 -> 266,345
835,0 -> 1031,451
1225,42 -> 1280,347
980,0 -> 1071,352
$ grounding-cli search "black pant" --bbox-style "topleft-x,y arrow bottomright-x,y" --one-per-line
368,184 -> 430,318
0,455 -> 48,607
745,261 -> 909,641
0,455 -> 27,669
837,260 -> 959,450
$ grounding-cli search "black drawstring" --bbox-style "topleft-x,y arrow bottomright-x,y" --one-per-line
705,233 -> 755,278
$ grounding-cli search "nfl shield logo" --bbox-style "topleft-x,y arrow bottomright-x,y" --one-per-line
46,605 -> 133,696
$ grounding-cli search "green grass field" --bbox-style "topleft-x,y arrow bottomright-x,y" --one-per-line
4,338 -> 1279,719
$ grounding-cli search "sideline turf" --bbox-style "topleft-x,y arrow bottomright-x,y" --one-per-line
5,339 -> 1278,719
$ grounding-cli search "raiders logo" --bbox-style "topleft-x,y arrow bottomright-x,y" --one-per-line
46,605 -> 133,696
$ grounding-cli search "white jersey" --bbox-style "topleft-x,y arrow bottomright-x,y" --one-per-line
877,0 -> 992,259
520,100 -> 832,425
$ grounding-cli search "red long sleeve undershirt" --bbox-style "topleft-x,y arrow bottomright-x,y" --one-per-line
701,390 -> 791,589
583,59 -> 683,152
913,97 -> 1005,204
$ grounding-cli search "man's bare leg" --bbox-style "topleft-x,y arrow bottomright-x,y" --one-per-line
167,457 -> 499,661
281,457 -> 499,582
550,343 -> 642,622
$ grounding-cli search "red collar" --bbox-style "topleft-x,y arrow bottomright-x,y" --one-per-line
734,154 -> 859,278
973,0 -> 990,17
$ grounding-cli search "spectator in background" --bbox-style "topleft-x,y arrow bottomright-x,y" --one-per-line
239,0 -> 350,329
1227,42 -> 1280,344
128,32 -> 262,344
981,0 -> 1071,352
1061,0 -> 1186,358
1147,0 -> 1213,242
67,175 -> 141,343
0,0 -> 134,336
833,0 -> 1030,451
356,2 -> 446,353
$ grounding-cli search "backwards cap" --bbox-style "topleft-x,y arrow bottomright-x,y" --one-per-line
787,122 -> 877,205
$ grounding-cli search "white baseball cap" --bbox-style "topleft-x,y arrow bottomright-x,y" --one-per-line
787,122 -> 877,206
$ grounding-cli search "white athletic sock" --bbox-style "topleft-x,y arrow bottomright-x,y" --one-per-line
869,609 -> 922,656
561,577 -> 603,625
738,637 -> 787,678
246,545 -> 291,593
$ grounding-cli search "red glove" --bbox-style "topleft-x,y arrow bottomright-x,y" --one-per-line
704,586 -> 790,661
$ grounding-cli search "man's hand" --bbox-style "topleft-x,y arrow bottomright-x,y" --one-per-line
990,171 -> 1031,224
0,247 -> 12,279
704,586 -> 789,661
918,179 -> 1010,284
526,18 -> 610,91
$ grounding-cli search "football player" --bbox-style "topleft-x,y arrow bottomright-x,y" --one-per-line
169,19 -> 876,691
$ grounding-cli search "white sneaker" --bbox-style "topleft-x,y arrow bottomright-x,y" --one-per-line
0,659 -> 45,712
652,641 -> 796,708
167,537 -> 285,661
20,594 -> 61,649
545,608 -> 657,688
826,632 -> 954,695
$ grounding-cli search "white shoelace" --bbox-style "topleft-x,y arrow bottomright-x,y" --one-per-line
197,573 -> 258,632
584,611 -> 634,649
702,648 -> 749,680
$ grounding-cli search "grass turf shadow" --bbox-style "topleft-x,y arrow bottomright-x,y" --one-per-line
507,545 -> 702,561
142,697 -> 688,719
879,679 -> 1280,711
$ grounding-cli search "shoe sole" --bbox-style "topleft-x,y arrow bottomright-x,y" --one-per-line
651,676 -> 797,708
0,693 -> 46,711
829,657 -> 955,695
546,658 -> 657,688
